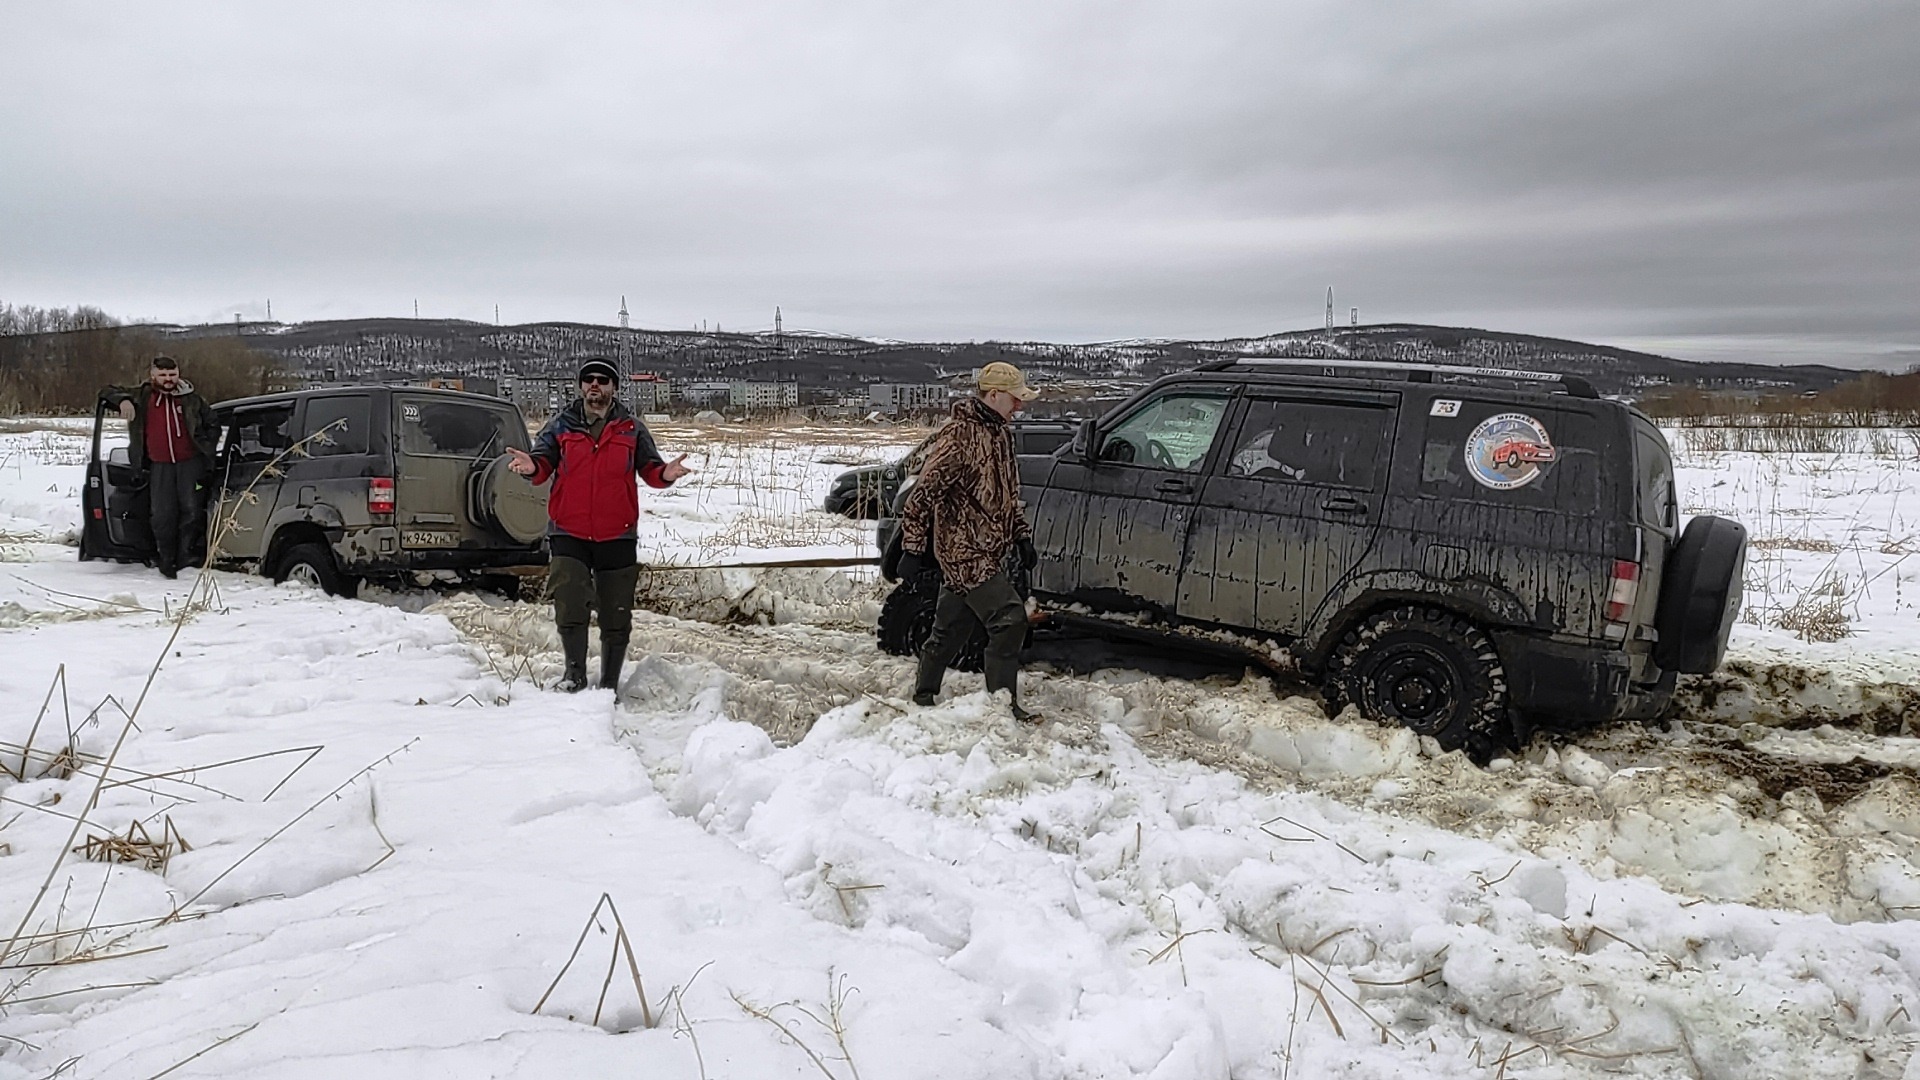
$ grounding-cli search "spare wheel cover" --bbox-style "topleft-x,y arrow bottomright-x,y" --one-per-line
479,455 -> 550,543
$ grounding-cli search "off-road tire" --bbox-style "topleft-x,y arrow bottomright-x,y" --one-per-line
1325,606 -> 1512,763
876,568 -> 990,672
875,560 -> 1030,674
272,542 -> 359,598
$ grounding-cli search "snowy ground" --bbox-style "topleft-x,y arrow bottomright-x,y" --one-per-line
2,421 -> 1919,1078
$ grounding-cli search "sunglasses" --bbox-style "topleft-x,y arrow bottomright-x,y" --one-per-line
580,374 -> 614,386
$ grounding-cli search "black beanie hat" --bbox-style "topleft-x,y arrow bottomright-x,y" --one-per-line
577,357 -> 619,382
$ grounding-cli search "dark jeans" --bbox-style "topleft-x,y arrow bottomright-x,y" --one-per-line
149,457 -> 207,573
914,570 -> 1027,704
546,536 -> 639,638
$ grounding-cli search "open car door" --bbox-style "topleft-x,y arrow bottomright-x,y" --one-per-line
78,393 -> 156,562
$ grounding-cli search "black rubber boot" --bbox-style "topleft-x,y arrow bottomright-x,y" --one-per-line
558,625 -> 590,692
599,631 -> 629,691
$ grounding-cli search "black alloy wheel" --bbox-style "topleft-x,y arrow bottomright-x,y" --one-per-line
1326,605 -> 1513,763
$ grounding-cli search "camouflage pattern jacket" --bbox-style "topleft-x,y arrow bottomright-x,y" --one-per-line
899,397 -> 1032,592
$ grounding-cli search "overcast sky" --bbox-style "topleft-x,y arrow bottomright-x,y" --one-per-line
3,2 -> 1915,368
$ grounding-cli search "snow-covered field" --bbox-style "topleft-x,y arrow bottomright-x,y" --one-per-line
2,420 -> 1920,1079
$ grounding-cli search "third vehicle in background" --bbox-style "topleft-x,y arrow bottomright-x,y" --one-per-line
825,420 -> 1075,519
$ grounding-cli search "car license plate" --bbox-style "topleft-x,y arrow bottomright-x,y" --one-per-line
402,530 -> 460,548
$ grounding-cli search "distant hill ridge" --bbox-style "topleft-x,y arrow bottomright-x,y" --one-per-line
143,317 -> 1859,396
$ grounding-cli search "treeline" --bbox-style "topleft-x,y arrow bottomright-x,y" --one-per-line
0,302 -> 122,336
0,326 -> 282,414
1638,370 -> 1920,426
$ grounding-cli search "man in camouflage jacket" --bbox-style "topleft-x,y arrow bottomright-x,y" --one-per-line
898,362 -> 1041,720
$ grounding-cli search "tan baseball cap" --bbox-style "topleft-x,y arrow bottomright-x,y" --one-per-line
977,361 -> 1039,400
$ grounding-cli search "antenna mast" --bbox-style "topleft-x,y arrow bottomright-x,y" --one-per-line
1325,287 -> 1334,332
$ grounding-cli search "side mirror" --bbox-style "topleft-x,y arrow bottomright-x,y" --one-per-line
1073,418 -> 1097,460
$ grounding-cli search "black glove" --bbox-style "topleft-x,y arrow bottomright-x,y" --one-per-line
1016,537 -> 1038,571
897,548 -> 930,579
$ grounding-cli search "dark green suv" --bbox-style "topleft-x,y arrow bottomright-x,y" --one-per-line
880,360 -> 1747,760
82,386 -> 550,595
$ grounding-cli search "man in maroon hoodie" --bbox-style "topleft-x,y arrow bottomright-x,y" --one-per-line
104,356 -> 219,579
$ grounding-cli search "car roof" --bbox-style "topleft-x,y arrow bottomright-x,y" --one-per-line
213,385 -> 512,411
1189,358 -> 1601,400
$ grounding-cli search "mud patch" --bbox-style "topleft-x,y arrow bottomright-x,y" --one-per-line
1673,657 -> 1920,734
1684,740 -> 1907,804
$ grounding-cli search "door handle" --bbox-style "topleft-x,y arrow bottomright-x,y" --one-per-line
1155,477 -> 1191,494
1320,494 -> 1366,514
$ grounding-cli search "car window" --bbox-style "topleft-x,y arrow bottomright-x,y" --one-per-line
1015,426 -> 1074,455
1227,399 -> 1393,490
227,405 -> 295,465
1099,393 -> 1230,471
301,395 -> 371,457
1419,400 -> 1599,511
396,396 -> 525,457
1635,429 -> 1676,529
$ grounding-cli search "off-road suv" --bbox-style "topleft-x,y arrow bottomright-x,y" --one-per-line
878,360 -> 1747,759
81,385 -> 550,595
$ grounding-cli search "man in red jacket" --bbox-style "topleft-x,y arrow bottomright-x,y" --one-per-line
507,358 -> 692,692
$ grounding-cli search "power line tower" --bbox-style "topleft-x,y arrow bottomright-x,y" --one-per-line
1325,287 -> 1334,332
618,296 -> 630,330
775,306 -> 782,335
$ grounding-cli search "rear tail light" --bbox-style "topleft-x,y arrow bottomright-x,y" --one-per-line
369,477 -> 395,515
1605,559 -> 1640,623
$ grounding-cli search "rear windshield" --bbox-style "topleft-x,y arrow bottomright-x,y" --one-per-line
1418,400 -> 1601,512
395,396 -> 527,457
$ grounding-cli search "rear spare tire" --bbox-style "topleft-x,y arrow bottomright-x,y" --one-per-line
472,455 -> 550,544
1654,515 -> 1747,675
1326,606 -> 1512,762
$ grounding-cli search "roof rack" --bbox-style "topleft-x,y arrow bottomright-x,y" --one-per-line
1196,357 -> 1598,399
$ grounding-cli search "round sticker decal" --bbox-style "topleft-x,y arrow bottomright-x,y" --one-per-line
1464,412 -> 1557,490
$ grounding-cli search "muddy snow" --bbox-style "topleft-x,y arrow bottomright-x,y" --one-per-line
3,421 -> 1920,1078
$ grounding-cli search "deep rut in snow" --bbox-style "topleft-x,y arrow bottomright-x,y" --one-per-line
426,571 -> 1920,924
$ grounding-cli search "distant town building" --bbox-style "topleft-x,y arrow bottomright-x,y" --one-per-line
868,383 -> 950,412
627,373 -> 671,412
676,380 -> 734,407
730,381 -> 799,410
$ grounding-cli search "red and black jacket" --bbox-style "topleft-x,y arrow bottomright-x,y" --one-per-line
527,399 -> 671,541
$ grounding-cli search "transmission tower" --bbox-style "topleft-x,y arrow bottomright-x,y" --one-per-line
618,296 -> 630,330
1350,307 -> 1358,327
1325,287 -> 1334,332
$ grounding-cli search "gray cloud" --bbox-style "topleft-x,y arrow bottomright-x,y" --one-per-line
2,1 -> 1915,367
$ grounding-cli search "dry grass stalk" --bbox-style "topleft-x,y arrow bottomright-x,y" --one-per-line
140,1020 -> 261,1080
2,421 -> 346,970
73,817 -> 190,873
730,970 -> 863,1080
1260,814 -> 1366,863
532,892 -> 656,1031
7,664 -> 70,783
1774,594 -> 1850,642
161,738 -> 417,924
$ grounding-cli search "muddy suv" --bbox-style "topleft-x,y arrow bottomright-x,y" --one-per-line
81,386 -> 549,595
879,360 -> 1747,760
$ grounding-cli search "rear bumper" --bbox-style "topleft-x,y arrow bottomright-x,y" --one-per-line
1498,632 -> 1668,726
337,527 -> 546,573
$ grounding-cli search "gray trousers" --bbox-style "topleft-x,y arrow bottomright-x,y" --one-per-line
914,571 -> 1027,703
149,457 -> 207,572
